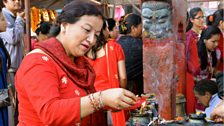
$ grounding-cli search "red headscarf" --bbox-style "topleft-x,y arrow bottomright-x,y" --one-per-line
35,38 -> 96,93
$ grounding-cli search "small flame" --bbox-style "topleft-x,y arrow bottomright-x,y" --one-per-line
142,101 -> 146,108
139,101 -> 146,114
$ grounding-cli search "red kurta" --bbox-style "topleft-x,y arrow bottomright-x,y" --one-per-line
15,53 -> 100,126
87,39 -> 126,126
185,30 -> 201,115
87,39 -> 125,91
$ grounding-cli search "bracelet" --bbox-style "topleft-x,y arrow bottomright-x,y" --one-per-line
98,91 -> 104,108
88,94 -> 96,112
88,91 -> 104,112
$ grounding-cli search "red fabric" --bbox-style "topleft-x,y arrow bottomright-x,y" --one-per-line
185,30 -> 201,115
87,39 -> 125,91
88,55 -> 109,91
186,30 -> 200,76
15,53 -> 99,125
87,39 -> 126,126
15,38 -> 102,125
217,33 -> 223,71
35,38 -> 96,93
106,39 -> 126,126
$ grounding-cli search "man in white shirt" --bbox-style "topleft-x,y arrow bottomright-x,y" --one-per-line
194,79 -> 222,119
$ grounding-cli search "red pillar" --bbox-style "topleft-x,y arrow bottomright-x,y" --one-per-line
142,0 -> 187,120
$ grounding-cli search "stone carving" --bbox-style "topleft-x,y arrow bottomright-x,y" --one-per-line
142,1 -> 173,39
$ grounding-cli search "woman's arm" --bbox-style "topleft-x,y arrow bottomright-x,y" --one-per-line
118,60 -> 127,88
19,53 -> 136,125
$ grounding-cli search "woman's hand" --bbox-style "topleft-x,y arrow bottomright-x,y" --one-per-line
101,88 -> 137,110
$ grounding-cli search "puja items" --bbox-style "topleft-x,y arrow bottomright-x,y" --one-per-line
126,94 -> 159,126
176,94 -> 186,117
189,112 -> 206,123
127,109 -> 152,126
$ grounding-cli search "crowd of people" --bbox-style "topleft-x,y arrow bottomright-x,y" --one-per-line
0,0 -> 223,125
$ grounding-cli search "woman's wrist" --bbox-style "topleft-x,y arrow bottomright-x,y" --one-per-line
88,91 -> 104,112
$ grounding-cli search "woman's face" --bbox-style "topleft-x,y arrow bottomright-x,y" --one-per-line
3,0 -> 22,14
132,23 -> 142,38
110,26 -> 119,39
191,11 -> 204,30
61,15 -> 103,57
205,34 -> 220,51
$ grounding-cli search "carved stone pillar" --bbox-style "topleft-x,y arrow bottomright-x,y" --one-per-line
141,0 -> 187,120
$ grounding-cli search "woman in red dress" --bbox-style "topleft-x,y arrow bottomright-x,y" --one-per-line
15,1 -> 137,125
185,7 -> 204,115
87,19 -> 127,126
208,9 -> 224,72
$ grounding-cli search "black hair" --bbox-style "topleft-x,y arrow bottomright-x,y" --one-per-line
194,79 -> 218,96
186,7 -> 203,32
0,38 -> 10,69
119,13 -> 142,34
210,9 -> 224,27
107,18 -> 116,31
35,21 -> 52,36
0,2 -> 4,11
50,0 -> 104,37
89,20 -> 107,60
197,26 -> 221,70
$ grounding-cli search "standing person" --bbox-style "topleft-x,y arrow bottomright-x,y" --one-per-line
117,13 -> 143,96
0,38 -> 10,126
207,9 -> 224,72
185,7 -> 205,115
31,21 -> 52,50
197,26 -> 221,79
0,9 -> 11,126
1,0 -> 25,124
107,18 -> 119,40
87,19 -> 127,126
1,0 -> 24,85
15,1 -> 137,125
